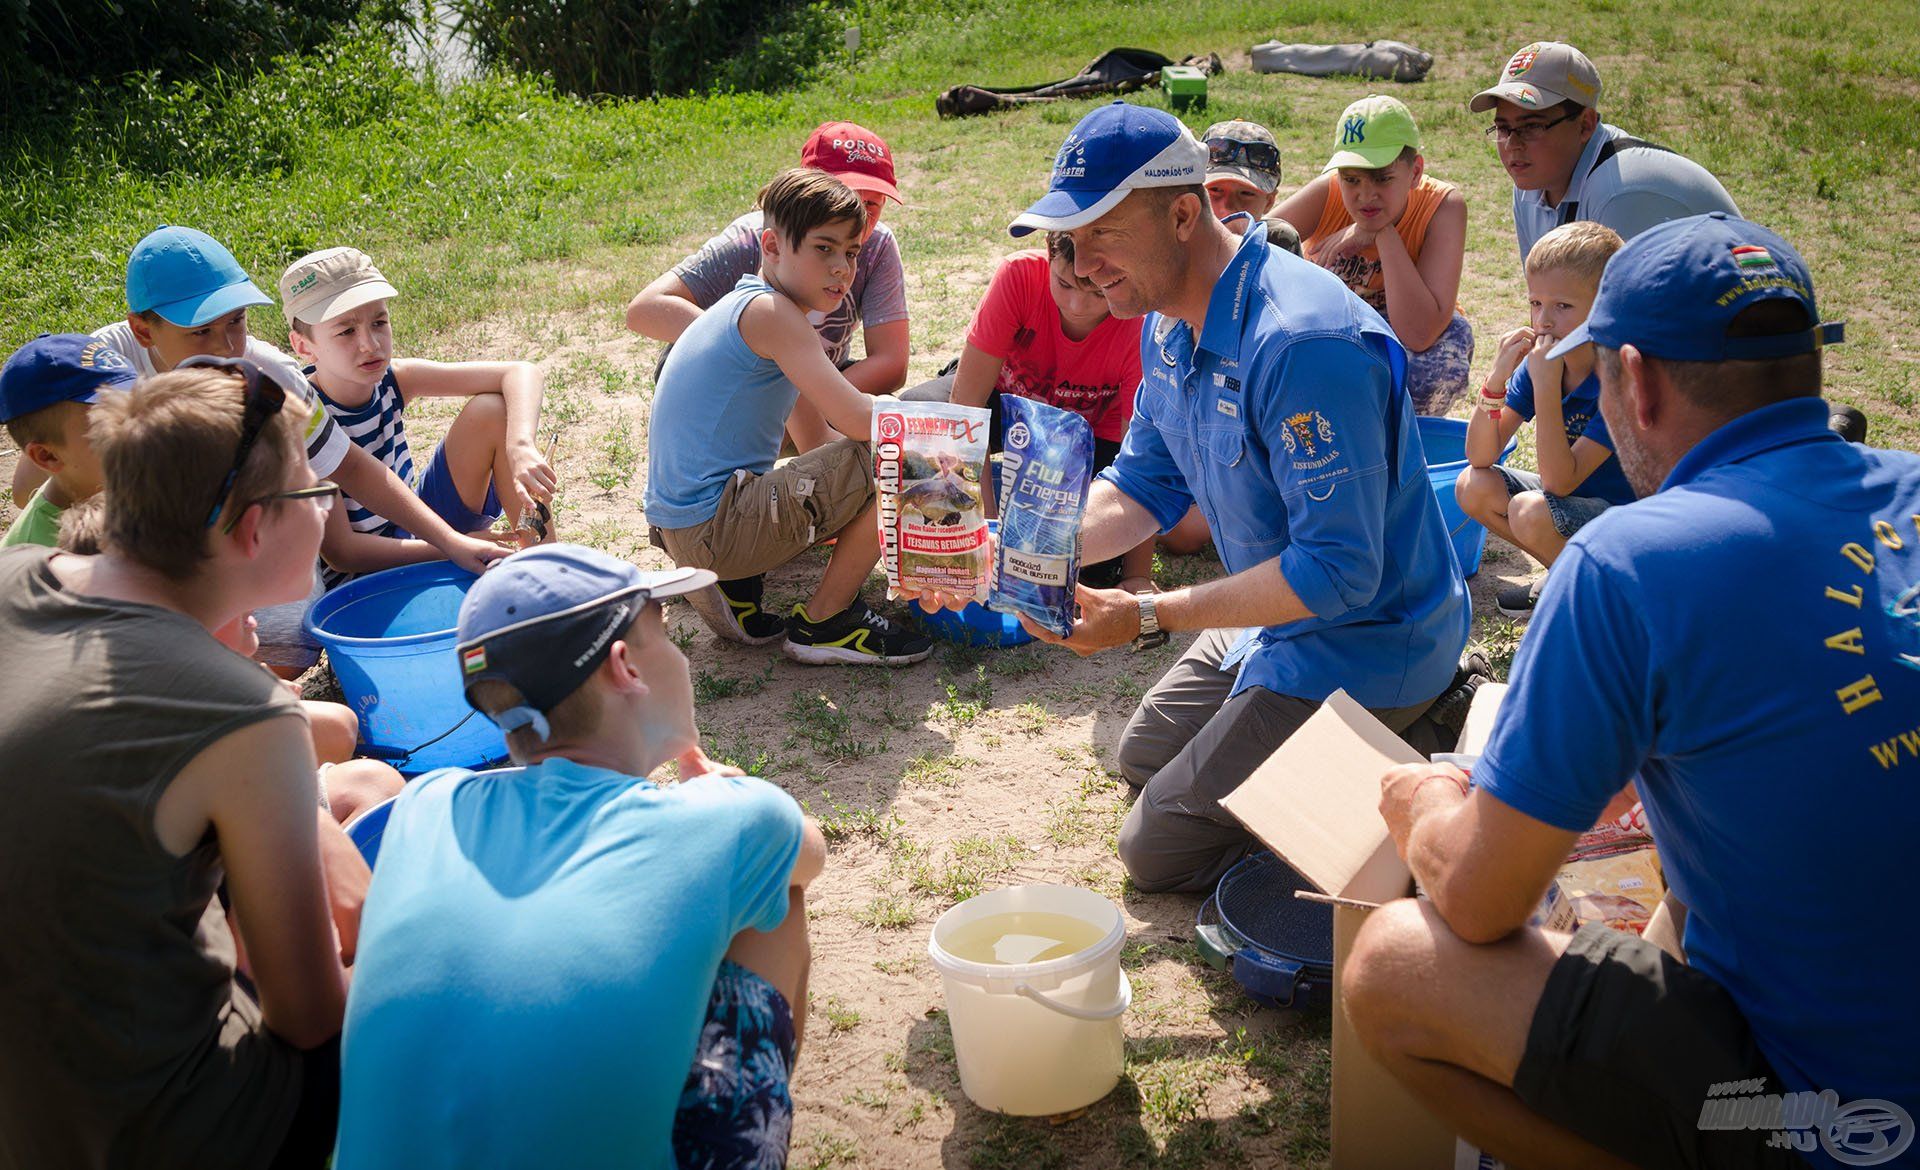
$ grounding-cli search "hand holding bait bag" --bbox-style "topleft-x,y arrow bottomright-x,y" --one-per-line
874,399 -> 992,602
989,396 -> 1093,637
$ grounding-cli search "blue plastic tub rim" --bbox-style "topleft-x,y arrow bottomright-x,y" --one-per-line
304,561 -> 480,650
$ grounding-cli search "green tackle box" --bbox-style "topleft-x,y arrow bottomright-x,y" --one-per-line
1160,65 -> 1208,111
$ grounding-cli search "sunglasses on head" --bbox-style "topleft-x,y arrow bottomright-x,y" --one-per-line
1206,137 -> 1281,175
191,356 -> 287,532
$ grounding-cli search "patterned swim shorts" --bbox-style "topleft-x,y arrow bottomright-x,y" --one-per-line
672,960 -> 798,1170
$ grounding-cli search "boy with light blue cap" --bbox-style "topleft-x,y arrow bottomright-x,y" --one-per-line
339,543 -> 825,1170
1346,213 -> 1917,1170
54,224 -> 515,675
961,100 -> 1479,895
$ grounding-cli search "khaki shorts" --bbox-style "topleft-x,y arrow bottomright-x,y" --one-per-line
650,437 -> 873,581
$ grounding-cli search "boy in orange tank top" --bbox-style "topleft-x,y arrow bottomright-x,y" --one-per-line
1274,94 -> 1472,415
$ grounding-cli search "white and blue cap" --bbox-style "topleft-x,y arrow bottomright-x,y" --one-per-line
1009,101 -> 1209,238
1548,212 -> 1844,362
454,545 -> 714,740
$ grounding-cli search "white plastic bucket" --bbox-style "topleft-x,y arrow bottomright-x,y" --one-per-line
927,883 -> 1131,1115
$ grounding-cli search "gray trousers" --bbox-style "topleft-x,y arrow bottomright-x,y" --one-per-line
1115,628 -> 1441,894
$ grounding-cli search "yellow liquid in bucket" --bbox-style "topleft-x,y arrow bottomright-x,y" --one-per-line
942,911 -> 1108,965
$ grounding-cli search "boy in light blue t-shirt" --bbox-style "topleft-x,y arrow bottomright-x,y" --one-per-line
337,545 -> 826,1170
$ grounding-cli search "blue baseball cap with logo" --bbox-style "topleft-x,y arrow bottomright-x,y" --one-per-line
1009,101 -> 1209,238
0,333 -> 137,424
125,225 -> 273,328
1548,212 -> 1844,361
454,545 -> 716,740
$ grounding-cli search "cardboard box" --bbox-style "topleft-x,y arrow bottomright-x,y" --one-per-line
1218,684 -> 1510,1169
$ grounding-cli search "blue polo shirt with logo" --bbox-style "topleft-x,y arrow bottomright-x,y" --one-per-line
1100,225 -> 1469,709
1477,398 -> 1920,1139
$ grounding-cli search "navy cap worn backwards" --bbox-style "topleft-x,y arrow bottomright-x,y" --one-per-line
1009,101 -> 1209,238
1548,212 -> 1845,362
455,545 -> 716,740
0,333 -> 137,425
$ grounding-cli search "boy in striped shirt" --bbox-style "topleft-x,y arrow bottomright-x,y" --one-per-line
279,247 -> 556,589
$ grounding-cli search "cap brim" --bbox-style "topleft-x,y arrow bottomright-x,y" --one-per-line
1009,184 -> 1135,238
1206,166 -> 1277,194
152,280 -> 273,328
646,565 -> 718,601
836,172 -> 903,205
296,279 -> 400,328
1546,321 -> 1592,360
1469,81 -> 1579,114
1323,146 -> 1405,172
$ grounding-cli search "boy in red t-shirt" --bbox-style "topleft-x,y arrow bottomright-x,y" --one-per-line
901,233 -> 1154,589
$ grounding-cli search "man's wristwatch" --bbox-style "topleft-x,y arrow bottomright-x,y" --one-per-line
1134,592 -> 1168,651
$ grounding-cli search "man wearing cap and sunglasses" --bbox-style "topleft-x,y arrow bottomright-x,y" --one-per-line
1346,214 -> 1920,1169
337,544 -> 826,1170
0,359 -> 362,1169
944,100 -> 1475,896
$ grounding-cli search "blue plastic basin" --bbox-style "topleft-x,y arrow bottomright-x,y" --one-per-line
305,562 -> 507,775
1416,417 -> 1517,578
344,795 -> 397,868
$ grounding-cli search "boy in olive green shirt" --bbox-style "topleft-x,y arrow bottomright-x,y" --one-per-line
1,335 -> 137,548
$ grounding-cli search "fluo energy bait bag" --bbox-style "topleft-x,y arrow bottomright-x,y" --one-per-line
989,396 -> 1093,637
874,399 -> 991,602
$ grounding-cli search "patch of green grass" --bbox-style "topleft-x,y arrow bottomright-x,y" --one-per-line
908,833 -> 1029,904
805,791 -> 897,843
1007,699 -> 1052,735
821,995 -> 863,1033
785,689 -> 886,761
691,662 -> 774,703
795,1131 -> 860,1170
855,893 -> 918,930
928,665 -> 993,726
901,751 -> 974,787
587,418 -> 639,490
707,733 -> 782,778
968,1116 -> 1066,1170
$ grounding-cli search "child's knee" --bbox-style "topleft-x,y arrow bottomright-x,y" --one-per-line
324,759 -> 403,824
457,391 -> 508,439
1509,491 -> 1556,542
1453,466 -> 1504,519
304,700 -> 360,765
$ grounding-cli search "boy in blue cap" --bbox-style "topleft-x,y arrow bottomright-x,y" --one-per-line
338,544 -> 826,1170
949,100 -> 1477,895
0,334 -> 136,547
1347,214 -> 1917,1169
52,225 -> 515,672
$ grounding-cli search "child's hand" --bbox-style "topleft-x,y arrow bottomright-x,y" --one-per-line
445,532 -> 516,574
676,746 -> 745,779
1491,326 -> 1536,381
506,438 -> 558,517
1525,331 -> 1565,394
1324,222 -> 1379,262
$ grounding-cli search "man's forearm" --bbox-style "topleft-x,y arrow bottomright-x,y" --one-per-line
1081,480 -> 1164,564
1154,556 -> 1314,633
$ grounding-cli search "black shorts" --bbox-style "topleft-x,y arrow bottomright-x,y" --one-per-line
1516,923 -> 1812,1170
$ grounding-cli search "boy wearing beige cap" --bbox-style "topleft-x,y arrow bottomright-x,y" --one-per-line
1274,95 -> 1472,414
1201,119 -> 1302,255
281,247 -> 555,589
1470,40 -> 1738,261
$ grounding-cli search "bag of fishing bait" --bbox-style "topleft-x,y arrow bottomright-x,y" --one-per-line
989,396 -> 1093,637
873,399 -> 992,602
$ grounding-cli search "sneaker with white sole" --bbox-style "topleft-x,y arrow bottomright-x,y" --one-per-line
783,598 -> 933,666
1496,577 -> 1544,619
685,575 -> 786,645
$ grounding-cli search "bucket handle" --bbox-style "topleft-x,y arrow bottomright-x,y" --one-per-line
1014,971 -> 1132,1021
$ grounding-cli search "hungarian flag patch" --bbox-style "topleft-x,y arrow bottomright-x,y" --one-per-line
1731,244 -> 1773,269
461,645 -> 488,675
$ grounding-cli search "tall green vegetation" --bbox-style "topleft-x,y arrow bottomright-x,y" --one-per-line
440,0 -> 847,97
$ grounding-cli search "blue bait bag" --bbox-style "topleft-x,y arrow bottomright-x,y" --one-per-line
989,396 -> 1093,637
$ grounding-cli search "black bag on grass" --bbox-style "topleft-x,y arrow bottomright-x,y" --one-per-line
937,48 -> 1173,118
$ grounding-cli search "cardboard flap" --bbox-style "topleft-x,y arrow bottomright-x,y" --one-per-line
1459,682 -> 1508,756
1218,690 -> 1425,905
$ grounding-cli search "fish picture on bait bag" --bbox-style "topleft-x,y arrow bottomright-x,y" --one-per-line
874,400 -> 992,602
989,396 -> 1093,637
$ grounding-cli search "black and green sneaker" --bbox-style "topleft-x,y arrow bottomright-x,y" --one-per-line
685,574 -> 787,646
784,598 -> 933,666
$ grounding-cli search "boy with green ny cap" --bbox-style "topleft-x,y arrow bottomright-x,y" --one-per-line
1273,95 -> 1474,415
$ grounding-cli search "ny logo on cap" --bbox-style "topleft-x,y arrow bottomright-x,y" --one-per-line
1507,46 -> 1540,77
1340,115 -> 1367,145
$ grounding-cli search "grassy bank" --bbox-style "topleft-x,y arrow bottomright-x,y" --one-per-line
2,0 -> 1916,444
